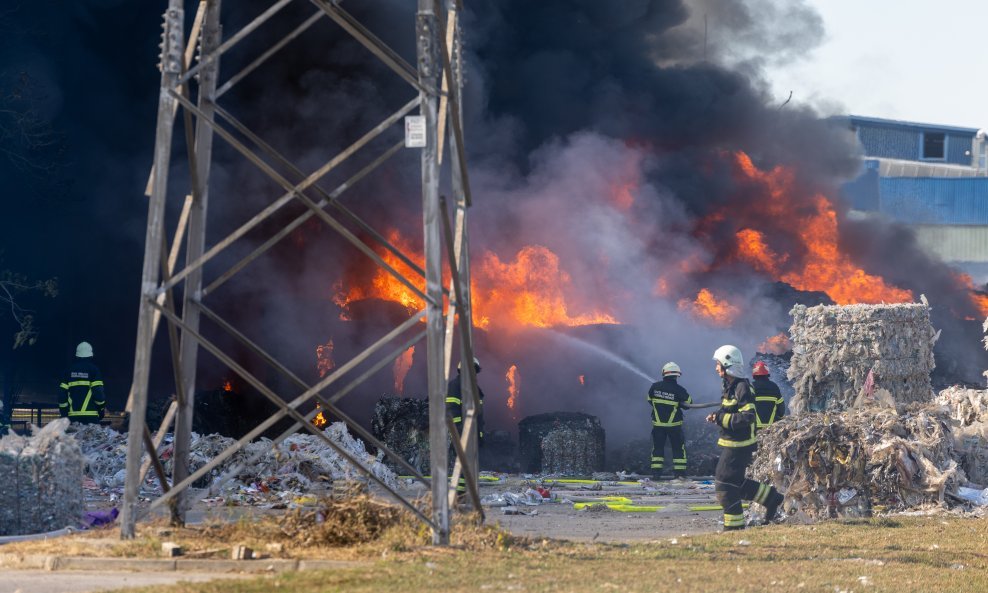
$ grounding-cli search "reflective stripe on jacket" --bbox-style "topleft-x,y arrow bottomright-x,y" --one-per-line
647,378 -> 692,427
446,373 -> 485,438
60,358 -> 106,419
752,377 -> 786,429
715,376 -> 757,448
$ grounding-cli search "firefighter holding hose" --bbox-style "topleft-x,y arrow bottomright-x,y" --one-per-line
647,362 -> 692,479
706,345 -> 784,530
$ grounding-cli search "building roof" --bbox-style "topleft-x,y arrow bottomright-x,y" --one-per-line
836,115 -> 981,136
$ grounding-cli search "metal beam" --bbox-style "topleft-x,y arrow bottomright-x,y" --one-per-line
171,0 -> 222,526
122,0 -> 184,539
215,11 -> 324,98
146,299 -> 435,527
417,0 -> 449,545
157,95 -> 420,295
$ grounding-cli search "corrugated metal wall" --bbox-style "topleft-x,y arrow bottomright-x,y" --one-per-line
878,177 -> 988,224
856,124 -> 974,166
912,225 -> 988,262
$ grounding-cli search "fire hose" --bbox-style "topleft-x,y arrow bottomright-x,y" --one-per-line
683,401 -> 720,409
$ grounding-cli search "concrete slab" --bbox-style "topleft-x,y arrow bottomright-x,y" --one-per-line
0,569 -> 251,593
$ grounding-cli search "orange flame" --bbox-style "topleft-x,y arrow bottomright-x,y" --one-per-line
474,246 -> 618,329
954,272 -> 988,319
316,340 -> 335,378
678,288 -> 738,326
578,374 -> 585,386
506,365 -> 520,415
222,380 -> 233,393
334,229 -> 424,314
731,153 -> 912,304
313,407 -> 328,428
758,333 -> 792,354
393,346 -> 415,394
334,230 -> 618,330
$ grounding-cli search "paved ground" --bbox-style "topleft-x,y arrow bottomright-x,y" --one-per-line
0,570 -> 250,593
402,475 -> 731,542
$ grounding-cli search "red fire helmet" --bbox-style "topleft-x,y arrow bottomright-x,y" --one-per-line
752,361 -> 770,376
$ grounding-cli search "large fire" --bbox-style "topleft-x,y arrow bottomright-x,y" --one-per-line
334,229 -> 617,330
393,346 -> 415,394
506,364 -> 520,417
730,152 -> 913,305
678,288 -> 738,326
473,246 -> 617,329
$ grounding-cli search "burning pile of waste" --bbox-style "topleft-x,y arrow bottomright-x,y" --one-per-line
787,302 -> 938,413
750,402 -> 960,520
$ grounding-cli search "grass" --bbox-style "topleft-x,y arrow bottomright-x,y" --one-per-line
98,514 -> 988,593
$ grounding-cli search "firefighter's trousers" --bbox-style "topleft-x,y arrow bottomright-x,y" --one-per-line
650,424 -> 686,474
714,444 -> 778,529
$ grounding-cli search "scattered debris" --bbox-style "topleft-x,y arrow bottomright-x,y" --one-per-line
788,303 -> 937,413
161,542 -> 183,557
68,421 -> 397,507
0,418 -> 84,536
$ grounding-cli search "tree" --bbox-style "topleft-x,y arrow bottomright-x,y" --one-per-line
0,269 -> 57,348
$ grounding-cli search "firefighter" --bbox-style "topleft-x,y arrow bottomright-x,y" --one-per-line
446,357 -> 485,494
647,362 -> 692,479
706,345 -> 783,530
59,341 -> 106,425
752,361 -> 785,431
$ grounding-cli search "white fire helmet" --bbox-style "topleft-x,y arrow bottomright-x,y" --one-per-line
457,357 -> 481,373
661,362 -> 682,377
76,341 -> 94,358
712,345 -> 745,377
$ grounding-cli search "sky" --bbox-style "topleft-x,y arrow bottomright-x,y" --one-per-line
762,0 -> 988,130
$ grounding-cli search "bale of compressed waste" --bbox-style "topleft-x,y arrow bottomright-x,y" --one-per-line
0,418 -> 84,535
370,396 -> 430,474
518,412 -> 604,474
749,403 -> 960,521
788,302 -> 937,413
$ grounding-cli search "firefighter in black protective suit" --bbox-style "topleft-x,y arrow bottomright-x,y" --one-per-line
446,357 -> 484,494
706,345 -> 783,530
647,362 -> 692,479
59,341 -> 106,424
752,361 -> 785,431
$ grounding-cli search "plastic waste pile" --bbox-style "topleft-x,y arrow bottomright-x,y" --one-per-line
788,302 -> 938,413
0,418 -> 84,535
370,396 -> 430,474
936,385 -> 988,485
70,421 -> 397,505
750,403 -> 960,520
518,412 -> 605,474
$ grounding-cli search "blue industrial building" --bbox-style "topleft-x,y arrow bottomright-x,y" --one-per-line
837,116 -> 988,273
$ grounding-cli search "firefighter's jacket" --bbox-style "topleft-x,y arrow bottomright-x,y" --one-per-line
752,377 -> 786,430
59,358 -> 106,421
445,372 -> 485,439
647,377 -> 692,427
714,376 -> 757,448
